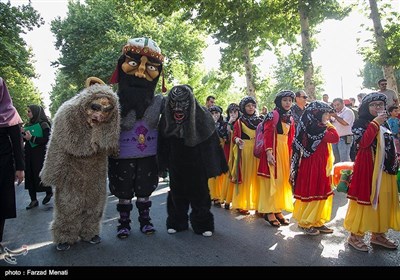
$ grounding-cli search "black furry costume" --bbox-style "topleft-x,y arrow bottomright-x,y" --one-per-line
159,85 -> 228,235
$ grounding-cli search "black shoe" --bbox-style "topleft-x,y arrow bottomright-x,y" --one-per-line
88,235 -> 101,244
42,193 -> 53,205
56,242 -> 70,251
26,200 -> 38,210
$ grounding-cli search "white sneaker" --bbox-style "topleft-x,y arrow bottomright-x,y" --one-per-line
167,228 -> 177,234
202,231 -> 213,237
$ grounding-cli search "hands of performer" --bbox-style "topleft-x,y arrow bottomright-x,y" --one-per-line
266,150 -> 276,166
235,138 -> 244,149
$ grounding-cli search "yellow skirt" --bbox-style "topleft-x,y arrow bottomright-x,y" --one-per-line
208,174 -> 224,201
293,195 -> 333,228
344,172 -> 400,235
221,172 -> 234,204
257,134 -> 294,214
231,139 -> 260,211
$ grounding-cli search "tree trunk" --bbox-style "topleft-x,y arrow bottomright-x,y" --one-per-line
243,47 -> 256,98
369,0 -> 398,92
298,1 -> 315,99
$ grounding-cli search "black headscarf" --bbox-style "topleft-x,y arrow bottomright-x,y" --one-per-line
290,101 -> 335,188
209,105 -> 228,139
352,92 -> 398,174
239,96 -> 262,130
272,90 -> 295,134
28,105 -> 51,130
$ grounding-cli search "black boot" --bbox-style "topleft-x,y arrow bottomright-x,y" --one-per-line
136,200 -> 156,234
116,203 -> 132,239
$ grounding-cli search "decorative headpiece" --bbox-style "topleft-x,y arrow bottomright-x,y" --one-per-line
110,37 -> 166,92
123,37 -> 164,63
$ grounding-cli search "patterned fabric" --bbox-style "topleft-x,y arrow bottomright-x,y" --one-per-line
291,103 -> 305,125
353,92 -> 398,175
290,101 -> 335,187
239,96 -> 262,130
227,103 -> 240,115
123,37 -> 164,63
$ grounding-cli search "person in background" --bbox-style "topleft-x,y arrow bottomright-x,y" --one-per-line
260,106 -> 268,117
22,105 -> 53,210
387,105 -> 400,157
344,92 -> 400,252
330,98 -> 355,163
344,98 -> 358,120
357,93 -> 367,106
221,103 -> 241,210
387,106 -> 400,138
291,90 -> 308,126
348,98 -> 360,161
208,105 -> 228,207
0,77 -> 25,253
322,94 -> 329,104
291,101 -> 339,235
205,95 -> 216,109
378,78 -> 398,109
349,97 -> 357,108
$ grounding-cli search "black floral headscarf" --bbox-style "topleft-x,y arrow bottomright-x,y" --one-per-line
352,92 -> 398,174
266,90 -> 295,134
290,101 -> 335,188
239,96 -> 262,130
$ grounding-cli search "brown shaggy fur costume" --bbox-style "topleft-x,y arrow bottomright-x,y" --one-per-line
40,84 -> 120,245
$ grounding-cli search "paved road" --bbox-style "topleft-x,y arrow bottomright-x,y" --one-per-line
1,180 -> 399,274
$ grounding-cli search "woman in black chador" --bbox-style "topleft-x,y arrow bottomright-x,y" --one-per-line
159,85 -> 228,237
22,105 -> 52,209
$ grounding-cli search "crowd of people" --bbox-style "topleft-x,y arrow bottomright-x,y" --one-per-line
1,39 -> 400,254
205,84 -> 400,252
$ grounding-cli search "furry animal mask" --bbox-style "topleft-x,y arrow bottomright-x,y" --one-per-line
40,84 -> 120,187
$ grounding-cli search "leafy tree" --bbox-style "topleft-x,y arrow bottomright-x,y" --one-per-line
0,1 -> 44,121
49,0 -> 216,113
2,67 -> 43,123
361,61 -> 400,91
277,0 -> 351,99
359,0 -> 399,92
148,0 -> 294,99
149,0 -> 351,101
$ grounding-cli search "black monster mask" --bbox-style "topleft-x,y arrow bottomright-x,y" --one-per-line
161,85 -> 216,147
168,86 -> 191,124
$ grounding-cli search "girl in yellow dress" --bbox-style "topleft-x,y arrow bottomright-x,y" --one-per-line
229,97 -> 263,214
257,91 -> 295,227
344,92 -> 400,252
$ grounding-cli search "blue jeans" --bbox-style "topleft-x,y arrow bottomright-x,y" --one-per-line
332,136 -> 352,164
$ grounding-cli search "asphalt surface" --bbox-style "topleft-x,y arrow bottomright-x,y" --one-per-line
1,179 -> 400,275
